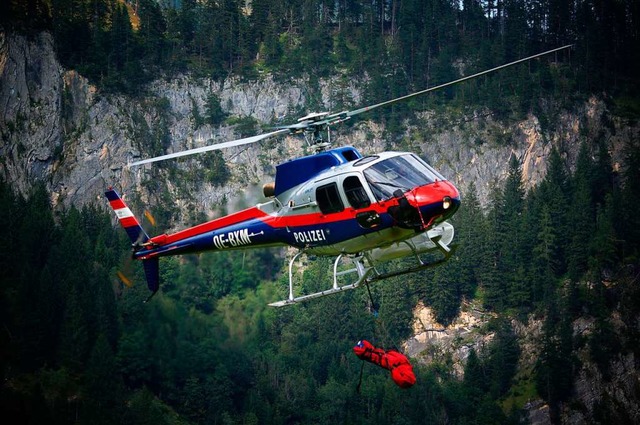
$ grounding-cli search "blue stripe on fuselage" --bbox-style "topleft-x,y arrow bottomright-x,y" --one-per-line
284,212 -> 396,249
134,219 -> 283,259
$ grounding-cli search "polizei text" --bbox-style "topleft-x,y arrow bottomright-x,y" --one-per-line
293,229 -> 327,244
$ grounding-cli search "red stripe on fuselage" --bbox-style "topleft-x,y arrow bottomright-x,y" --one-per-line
152,207 -> 269,245
272,182 -> 459,228
148,181 -> 459,247
275,203 -> 392,227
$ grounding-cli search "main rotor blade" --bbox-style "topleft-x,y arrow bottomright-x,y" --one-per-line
128,128 -> 290,167
343,44 -> 573,120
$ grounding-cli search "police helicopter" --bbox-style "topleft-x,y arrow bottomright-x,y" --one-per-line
106,45 -> 572,306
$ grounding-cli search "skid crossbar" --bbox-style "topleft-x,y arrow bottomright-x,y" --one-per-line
268,228 -> 455,307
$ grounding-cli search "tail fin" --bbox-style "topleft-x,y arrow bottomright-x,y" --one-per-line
142,258 -> 160,300
105,188 -> 150,245
106,188 -> 159,298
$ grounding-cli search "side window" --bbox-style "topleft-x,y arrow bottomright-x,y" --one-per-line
343,176 -> 371,209
316,183 -> 344,214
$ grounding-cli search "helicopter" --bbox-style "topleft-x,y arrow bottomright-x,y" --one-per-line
106,45 -> 572,306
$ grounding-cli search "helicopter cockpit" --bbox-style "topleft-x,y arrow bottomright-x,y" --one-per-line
360,153 -> 445,201
267,150 -> 450,217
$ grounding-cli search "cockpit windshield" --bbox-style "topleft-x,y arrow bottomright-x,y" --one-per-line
363,154 -> 445,201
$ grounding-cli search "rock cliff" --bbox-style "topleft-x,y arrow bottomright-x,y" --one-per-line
2,30 -> 632,221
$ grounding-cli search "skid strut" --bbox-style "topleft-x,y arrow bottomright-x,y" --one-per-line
268,222 -> 456,307
269,254 -> 374,307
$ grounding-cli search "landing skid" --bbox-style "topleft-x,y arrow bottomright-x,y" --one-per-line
269,224 -> 455,307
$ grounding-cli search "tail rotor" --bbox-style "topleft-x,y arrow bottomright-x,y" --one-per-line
106,188 -> 160,298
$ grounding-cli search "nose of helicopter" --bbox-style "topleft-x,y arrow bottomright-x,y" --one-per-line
410,180 -> 460,221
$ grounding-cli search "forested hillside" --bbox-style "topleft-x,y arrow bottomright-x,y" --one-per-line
1,137 -> 639,423
1,1 -> 640,424
3,0 -> 639,110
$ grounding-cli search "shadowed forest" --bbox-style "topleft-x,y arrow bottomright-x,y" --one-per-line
2,138 -> 639,423
3,0 -> 639,111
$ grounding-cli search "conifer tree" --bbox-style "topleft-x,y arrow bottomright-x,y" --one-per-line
176,0 -> 197,61
427,266 -> 460,325
502,154 -> 529,309
591,137 -> 615,206
539,147 -> 571,276
82,333 -> 125,424
463,348 -> 486,398
486,319 -> 520,398
535,297 -> 576,421
620,140 -> 640,259
453,183 -> 486,299
57,284 -> 90,370
591,194 -> 618,272
13,184 -> 58,371
0,180 -> 19,278
138,0 -> 168,69
482,184 -> 507,311
51,0 -> 92,68
547,0 -> 574,46
567,141 -> 594,281
531,204 -> 559,306
503,0 -> 529,59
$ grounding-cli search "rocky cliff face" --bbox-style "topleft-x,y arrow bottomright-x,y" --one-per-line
0,31 -> 63,196
404,295 -> 639,425
2,30 -> 632,220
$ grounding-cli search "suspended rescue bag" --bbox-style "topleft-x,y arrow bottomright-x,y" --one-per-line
353,340 -> 416,388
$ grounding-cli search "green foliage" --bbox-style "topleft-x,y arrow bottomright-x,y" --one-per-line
226,115 -> 259,138
620,139 -> 640,261
0,180 -> 127,422
190,96 -> 204,128
19,0 -> 632,113
535,298 -> 578,421
201,151 -> 231,187
538,147 -> 571,277
130,97 -> 173,159
1,96 -> 639,423
567,142 -> 595,280
482,184 -> 508,311
204,93 -> 228,127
